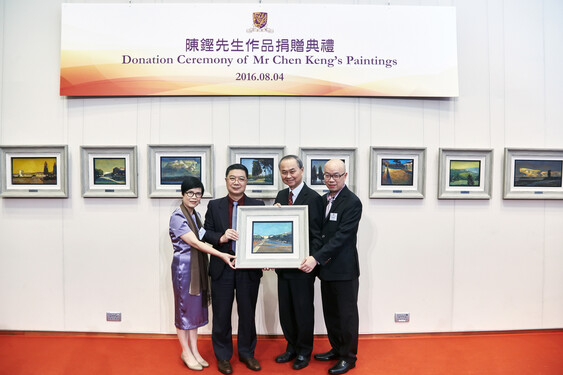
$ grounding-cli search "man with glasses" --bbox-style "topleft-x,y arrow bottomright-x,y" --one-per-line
273,155 -> 323,370
203,164 -> 265,374
300,159 -> 362,375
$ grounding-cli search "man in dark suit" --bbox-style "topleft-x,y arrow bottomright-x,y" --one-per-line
300,159 -> 362,375
203,164 -> 265,375
273,155 -> 323,370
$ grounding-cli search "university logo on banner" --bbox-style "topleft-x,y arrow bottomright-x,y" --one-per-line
253,12 -> 268,29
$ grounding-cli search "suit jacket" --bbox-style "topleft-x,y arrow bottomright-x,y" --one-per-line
274,183 -> 324,279
315,185 -> 362,282
203,194 -> 265,280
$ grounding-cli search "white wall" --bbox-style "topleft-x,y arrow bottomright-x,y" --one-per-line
1,0 -> 562,335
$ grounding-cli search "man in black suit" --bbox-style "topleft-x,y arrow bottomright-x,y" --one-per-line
203,164 -> 265,375
273,155 -> 323,370
300,159 -> 362,375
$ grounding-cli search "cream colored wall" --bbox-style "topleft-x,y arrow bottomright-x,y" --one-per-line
0,0 -> 562,335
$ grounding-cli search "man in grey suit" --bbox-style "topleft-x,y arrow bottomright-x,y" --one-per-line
300,159 -> 362,375
273,155 -> 323,370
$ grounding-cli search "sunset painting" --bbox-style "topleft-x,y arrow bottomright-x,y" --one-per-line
381,159 -> 413,186
514,160 -> 562,187
11,157 -> 57,185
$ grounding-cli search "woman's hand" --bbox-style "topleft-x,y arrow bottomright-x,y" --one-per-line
220,252 -> 236,269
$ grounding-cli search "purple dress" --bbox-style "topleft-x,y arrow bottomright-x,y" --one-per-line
169,208 -> 208,330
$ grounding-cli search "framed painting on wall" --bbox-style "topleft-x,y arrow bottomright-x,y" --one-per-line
0,145 -> 68,198
299,147 -> 357,194
229,146 -> 285,199
80,146 -> 137,198
503,148 -> 563,199
235,205 -> 309,269
369,147 -> 426,199
148,145 -> 213,198
438,148 -> 493,199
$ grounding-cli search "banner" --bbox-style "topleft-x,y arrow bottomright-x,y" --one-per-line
60,4 -> 458,97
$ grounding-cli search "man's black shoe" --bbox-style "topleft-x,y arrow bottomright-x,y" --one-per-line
275,351 -> 296,363
292,355 -> 309,370
217,359 -> 233,374
239,356 -> 261,371
328,360 -> 355,375
314,350 -> 338,361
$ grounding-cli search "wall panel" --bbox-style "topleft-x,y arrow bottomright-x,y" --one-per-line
0,0 -> 562,336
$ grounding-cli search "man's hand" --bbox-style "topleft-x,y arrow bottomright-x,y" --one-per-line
299,256 -> 317,273
220,229 -> 239,244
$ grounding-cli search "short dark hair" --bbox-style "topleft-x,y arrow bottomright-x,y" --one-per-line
225,163 -> 248,178
279,154 -> 303,169
181,176 -> 204,196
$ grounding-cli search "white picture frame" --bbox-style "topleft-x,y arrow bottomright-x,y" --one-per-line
148,144 -> 213,198
503,148 -> 563,199
438,148 -> 493,199
229,146 -> 285,198
299,147 -> 357,194
0,145 -> 68,198
80,146 -> 137,198
369,146 -> 426,199
235,205 -> 309,269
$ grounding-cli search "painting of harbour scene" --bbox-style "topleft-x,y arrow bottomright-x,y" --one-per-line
93,158 -> 126,185
449,160 -> 481,187
11,157 -> 57,185
160,156 -> 201,184
252,221 -> 293,254
241,157 -> 274,185
381,159 -> 413,186
514,160 -> 562,187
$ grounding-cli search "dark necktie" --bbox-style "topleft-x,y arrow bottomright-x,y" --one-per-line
288,191 -> 294,205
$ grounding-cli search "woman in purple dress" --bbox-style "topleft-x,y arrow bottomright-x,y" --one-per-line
169,177 -> 236,371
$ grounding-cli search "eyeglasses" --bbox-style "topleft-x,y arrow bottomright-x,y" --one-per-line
323,173 -> 345,180
185,191 -> 203,198
227,176 -> 247,183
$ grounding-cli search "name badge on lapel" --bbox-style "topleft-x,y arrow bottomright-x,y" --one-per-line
329,213 -> 338,221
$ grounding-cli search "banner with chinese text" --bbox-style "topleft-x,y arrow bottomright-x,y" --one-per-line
60,4 -> 458,97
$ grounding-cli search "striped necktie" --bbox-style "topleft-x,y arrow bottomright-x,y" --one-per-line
325,195 -> 335,218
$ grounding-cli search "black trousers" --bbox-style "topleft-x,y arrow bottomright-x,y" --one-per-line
211,267 -> 260,360
277,275 -> 315,357
320,278 -> 359,364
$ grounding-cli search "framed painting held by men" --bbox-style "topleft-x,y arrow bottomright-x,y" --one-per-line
235,206 -> 309,269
